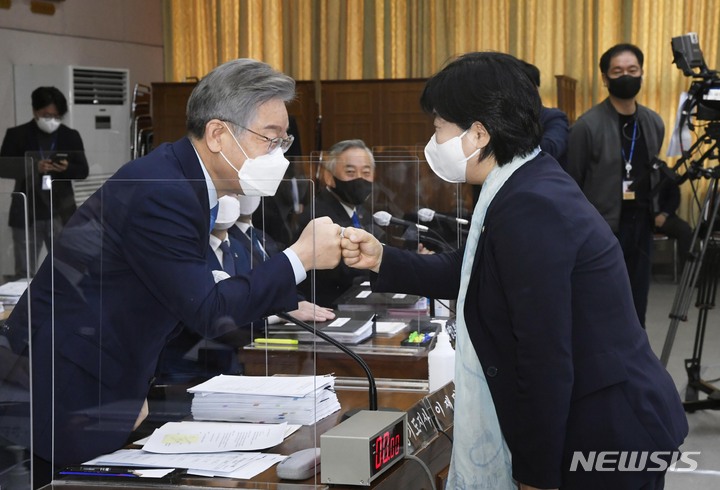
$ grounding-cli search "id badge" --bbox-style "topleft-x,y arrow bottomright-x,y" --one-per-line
622,180 -> 635,200
42,174 -> 52,191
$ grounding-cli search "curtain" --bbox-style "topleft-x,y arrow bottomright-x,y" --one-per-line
164,0 -> 720,220
164,0 -> 719,121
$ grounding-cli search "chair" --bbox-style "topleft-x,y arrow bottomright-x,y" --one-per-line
653,233 -> 679,283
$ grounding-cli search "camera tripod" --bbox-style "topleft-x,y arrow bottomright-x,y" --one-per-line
660,128 -> 720,413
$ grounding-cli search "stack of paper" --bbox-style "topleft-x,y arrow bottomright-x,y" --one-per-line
188,375 -> 340,425
268,311 -> 375,344
334,284 -> 428,316
0,279 -> 29,306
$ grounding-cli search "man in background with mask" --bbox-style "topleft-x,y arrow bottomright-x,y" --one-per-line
0,86 -> 89,279
567,43 -> 664,328
296,139 -> 376,307
1,59 -> 342,487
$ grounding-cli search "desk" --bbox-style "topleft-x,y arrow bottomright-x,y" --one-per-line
41,388 -> 452,489
242,328 -> 432,380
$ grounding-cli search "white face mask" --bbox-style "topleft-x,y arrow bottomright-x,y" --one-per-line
213,194 -> 241,230
36,117 -> 61,134
237,194 -> 261,216
423,130 -> 481,183
219,122 -> 290,197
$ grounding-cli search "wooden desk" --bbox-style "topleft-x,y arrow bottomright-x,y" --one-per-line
42,389 -> 452,490
242,328 -> 432,380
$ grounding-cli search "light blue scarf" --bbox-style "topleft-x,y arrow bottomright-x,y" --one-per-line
447,147 -> 540,489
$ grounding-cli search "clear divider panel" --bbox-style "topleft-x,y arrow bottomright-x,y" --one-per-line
45,169 -> 331,487
0,157 -> 33,490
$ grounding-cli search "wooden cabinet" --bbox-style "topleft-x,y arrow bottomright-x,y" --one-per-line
150,79 -> 433,152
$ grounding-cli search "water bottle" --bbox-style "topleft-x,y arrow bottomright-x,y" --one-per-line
428,321 -> 455,392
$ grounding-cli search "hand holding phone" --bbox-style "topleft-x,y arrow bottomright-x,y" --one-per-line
51,152 -> 69,171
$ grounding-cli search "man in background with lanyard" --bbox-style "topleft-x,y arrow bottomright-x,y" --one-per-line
0,86 -> 89,279
567,43 -> 664,327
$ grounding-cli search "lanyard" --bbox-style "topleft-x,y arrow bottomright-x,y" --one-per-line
38,134 -> 58,160
621,120 -> 638,179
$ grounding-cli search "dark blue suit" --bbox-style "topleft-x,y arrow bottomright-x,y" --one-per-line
4,137 -> 299,464
374,153 -> 687,488
540,106 -> 569,167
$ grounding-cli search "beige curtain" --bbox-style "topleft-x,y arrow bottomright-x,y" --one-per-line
164,0 -> 720,219
164,0 -> 719,116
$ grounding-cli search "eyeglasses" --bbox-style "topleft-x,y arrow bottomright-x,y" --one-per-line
239,125 -> 295,154
37,113 -> 62,121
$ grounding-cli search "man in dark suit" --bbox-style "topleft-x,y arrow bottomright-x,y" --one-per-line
342,52 -> 687,489
519,61 -> 570,166
0,86 -> 89,279
1,59 -> 342,486
295,139 -> 376,307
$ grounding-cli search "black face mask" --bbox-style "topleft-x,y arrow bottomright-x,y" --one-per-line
332,178 -> 372,206
607,75 -> 642,99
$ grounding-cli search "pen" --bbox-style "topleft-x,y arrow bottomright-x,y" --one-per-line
59,466 -> 139,478
254,338 -> 299,345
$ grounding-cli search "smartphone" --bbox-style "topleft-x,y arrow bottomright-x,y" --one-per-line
52,152 -> 69,163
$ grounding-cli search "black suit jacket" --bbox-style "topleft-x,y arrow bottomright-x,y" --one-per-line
0,120 -> 89,227
374,154 -> 687,488
295,189 -> 373,307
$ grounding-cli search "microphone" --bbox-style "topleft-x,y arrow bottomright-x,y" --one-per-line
418,207 -> 469,226
276,312 -> 378,414
373,211 -> 429,232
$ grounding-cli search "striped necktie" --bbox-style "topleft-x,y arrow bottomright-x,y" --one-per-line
351,210 -> 361,228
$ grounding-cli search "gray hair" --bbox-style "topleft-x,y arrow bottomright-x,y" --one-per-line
324,139 -> 375,173
186,58 -> 296,139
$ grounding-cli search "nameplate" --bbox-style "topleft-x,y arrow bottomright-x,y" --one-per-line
426,381 -> 455,431
405,399 -> 438,454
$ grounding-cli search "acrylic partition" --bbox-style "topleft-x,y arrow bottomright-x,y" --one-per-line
0,155 -> 43,490
1,146 -> 459,488
372,145 -> 469,252
38,172 -> 338,488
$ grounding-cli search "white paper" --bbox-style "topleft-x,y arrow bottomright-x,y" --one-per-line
142,421 -> 287,453
188,374 -> 334,397
327,317 -> 351,327
85,449 -> 263,473
375,321 -> 407,334
187,453 -> 286,479
133,468 -> 175,478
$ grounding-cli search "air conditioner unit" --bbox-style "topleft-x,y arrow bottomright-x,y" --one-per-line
13,64 -> 130,174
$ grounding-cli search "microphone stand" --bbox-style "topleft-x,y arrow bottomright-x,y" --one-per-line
276,312 -> 378,412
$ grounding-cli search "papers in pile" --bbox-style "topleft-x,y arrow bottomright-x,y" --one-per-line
84,422 -> 302,480
0,279 -> 29,306
188,374 -> 340,425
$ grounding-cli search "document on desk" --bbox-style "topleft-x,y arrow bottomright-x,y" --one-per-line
187,375 -> 340,425
142,421 -> 287,453
188,374 -> 334,397
85,448 -> 284,474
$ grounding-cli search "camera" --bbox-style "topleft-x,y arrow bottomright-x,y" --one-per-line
671,33 -> 720,123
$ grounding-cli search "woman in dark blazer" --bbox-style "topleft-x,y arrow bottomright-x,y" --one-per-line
341,52 -> 687,490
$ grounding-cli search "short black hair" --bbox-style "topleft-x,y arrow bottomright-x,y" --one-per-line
420,52 -> 542,166
520,60 -> 541,87
31,87 -> 68,115
599,43 -> 644,74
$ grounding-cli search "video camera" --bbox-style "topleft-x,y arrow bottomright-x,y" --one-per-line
672,33 -> 720,123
